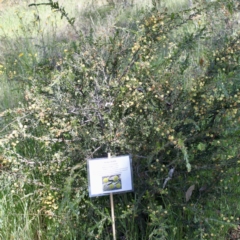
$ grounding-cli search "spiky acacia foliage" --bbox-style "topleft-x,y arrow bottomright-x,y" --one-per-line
0,0 -> 240,239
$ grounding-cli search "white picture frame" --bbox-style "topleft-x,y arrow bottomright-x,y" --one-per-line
87,155 -> 133,197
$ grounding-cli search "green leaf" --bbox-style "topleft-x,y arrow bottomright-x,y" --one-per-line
197,142 -> 206,151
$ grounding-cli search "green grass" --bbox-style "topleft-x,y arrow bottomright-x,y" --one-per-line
0,172 -> 41,240
0,78 -> 23,111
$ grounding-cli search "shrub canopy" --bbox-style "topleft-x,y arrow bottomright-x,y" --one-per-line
0,0 -> 240,239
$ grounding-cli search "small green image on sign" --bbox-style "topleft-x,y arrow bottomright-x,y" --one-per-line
102,174 -> 122,191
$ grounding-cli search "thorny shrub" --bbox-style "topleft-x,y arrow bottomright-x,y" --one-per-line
0,0 -> 240,239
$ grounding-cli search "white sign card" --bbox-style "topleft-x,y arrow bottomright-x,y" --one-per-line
87,155 -> 133,197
